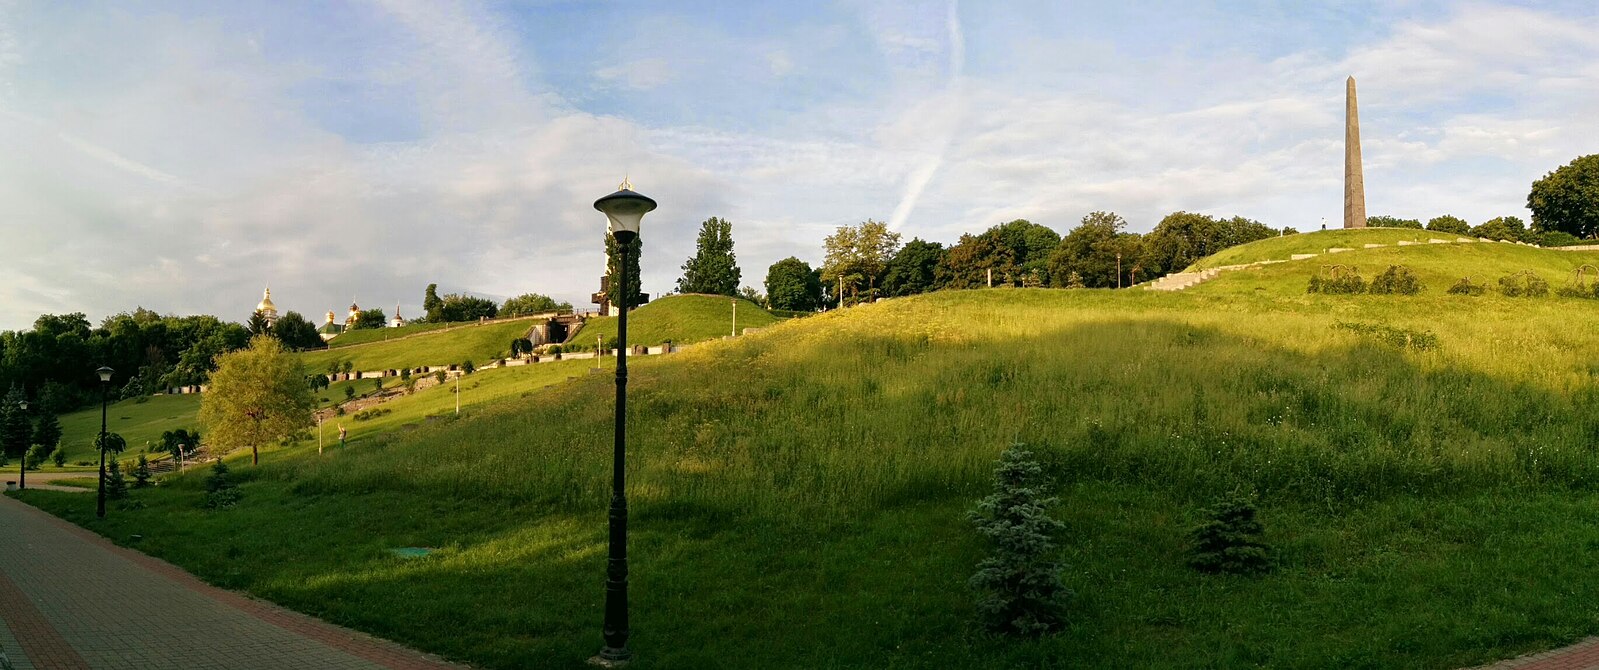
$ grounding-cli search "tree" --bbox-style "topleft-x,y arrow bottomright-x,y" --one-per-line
353,308 -> 386,330
882,238 -> 946,297
500,294 -> 572,317
1048,212 -> 1144,288
423,284 -> 444,322
1425,215 -> 1471,235
271,311 -> 324,350
1529,154 -> 1599,239
436,294 -> 498,322
968,445 -> 1068,636
198,336 -> 314,465
32,409 -> 61,455
246,310 -> 271,337
822,220 -> 901,305
0,386 -> 30,462
765,257 -> 822,311
105,457 -> 128,500
606,232 -> 646,307
1471,216 -> 1530,242
1367,215 -> 1423,229
1140,212 -> 1274,277
937,220 -> 1059,289
737,286 -> 764,306
132,454 -> 153,488
160,428 -> 197,462
676,217 -> 742,296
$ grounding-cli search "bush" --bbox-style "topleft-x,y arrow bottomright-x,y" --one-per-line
24,444 -> 50,470
1368,265 -> 1423,295
1307,266 -> 1366,295
344,386 -> 356,401
1187,491 -> 1272,575
105,458 -> 128,500
968,445 -> 1069,636
204,460 -> 240,509
1447,278 -> 1485,296
434,370 -> 447,385
52,449 -> 66,467
462,360 -> 476,375
1499,271 -> 1550,298
352,407 -> 393,422
1538,230 -> 1583,247
1334,322 -> 1439,351
132,454 -> 153,488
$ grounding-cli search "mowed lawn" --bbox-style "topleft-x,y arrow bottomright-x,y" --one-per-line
569,294 -> 778,349
325,321 -> 453,348
300,317 -> 542,372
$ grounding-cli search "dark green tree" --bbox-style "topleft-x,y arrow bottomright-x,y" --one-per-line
606,232 -> 646,307
1366,215 -> 1422,229
968,445 -> 1068,636
1529,154 -> 1599,239
1048,211 -> 1145,288
882,238 -> 946,296
0,387 -> 31,462
353,308 -> 386,330
105,456 -> 128,500
765,257 -> 823,311
271,311 -> 324,350
939,220 -> 1060,288
423,284 -> 444,322
500,294 -> 572,317
1140,212 -> 1273,277
436,295 -> 498,322
677,217 -> 742,296
1425,215 -> 1471,235
132,454 -> 153,488
31,408 -> 61,454
1187,491 -> 1272,575
1470,216 -> 1530,242
246,310 -> 271,337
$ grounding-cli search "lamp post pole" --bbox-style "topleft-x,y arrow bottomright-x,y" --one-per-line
731,298 -> 737,337
592,182 -> 655,666
16,399 -> 28,490
96,366 -> 113,519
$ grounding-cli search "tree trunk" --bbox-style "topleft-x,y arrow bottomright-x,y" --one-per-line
252,444 -> 259,465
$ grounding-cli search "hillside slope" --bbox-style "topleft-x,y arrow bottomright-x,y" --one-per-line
20,247 -> 1599,669
1188,228 -> 1468,270
568,293 -> 778,349
298,317 -> 541,372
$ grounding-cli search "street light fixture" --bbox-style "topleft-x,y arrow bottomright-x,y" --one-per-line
15,398 -> 27,490
96,366 -> 113,518
591,179 -> 656,666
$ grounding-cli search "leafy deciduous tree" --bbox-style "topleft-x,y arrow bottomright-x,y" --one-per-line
822,220 -> 901,305
1528,154 -> 1599,239
882,238 -> 946,297
1425,215 -> 1471,235
198,336 -> 315,465
765,257 -> 823,311
677,217 -> 742,296
500,294 -> 572,317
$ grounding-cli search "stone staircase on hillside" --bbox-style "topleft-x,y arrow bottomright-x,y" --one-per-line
1145,268 -> 1220,291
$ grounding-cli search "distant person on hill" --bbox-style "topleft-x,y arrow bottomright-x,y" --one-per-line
338,424 -> 347,448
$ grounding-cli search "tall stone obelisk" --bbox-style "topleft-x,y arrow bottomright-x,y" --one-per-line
1344,76 -> 1367,229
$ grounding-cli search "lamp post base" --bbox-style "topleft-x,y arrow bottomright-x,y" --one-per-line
587,648 -> 633,667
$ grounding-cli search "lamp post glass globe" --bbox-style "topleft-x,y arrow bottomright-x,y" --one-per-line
97,366 -> 114,383
593,187 -> 657,240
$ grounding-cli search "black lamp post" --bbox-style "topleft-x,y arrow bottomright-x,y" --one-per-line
96,366 -> 113,518
15,398 -> 27,490
591,180 -> 656,666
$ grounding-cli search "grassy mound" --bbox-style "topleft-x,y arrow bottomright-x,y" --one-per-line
568,294 -> 779,349
1193,239 -> 1599,298
19,279 -> 1599,668
299,317 -> 542,372
326,322 -> 452,348
55,393 -> 201,467
1190,228 -> 1478,270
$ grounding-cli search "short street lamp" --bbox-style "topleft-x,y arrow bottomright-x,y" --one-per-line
591,180 -> 656,666
96,366 -> 113,519
15,398 -> 27,490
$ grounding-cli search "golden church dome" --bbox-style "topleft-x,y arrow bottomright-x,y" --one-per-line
257,287 -> 277,313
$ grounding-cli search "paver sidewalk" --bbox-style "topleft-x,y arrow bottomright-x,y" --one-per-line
1473,638 -> 1599,670
0,495 -> 468,669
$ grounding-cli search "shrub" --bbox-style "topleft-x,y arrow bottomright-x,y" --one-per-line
1368,265 -> 1423,295
1499,271 -> 1550,298
1447,278 -> 1485,296
204,460 -> 240,509
352,407 -> 393,422
434,370 -> 447,385
462,360 -> 476,375
343,386 -> 356,401
372,378 -> 383,394
132,454 -> 153,488
1307,266 -> 1366,295
967,445 -> 1069,636
1187,491 -> 1272,575
24,444 -> 49,470
104,458 -> 128,500
52,449 -> 66,467
1334,322 -> 1439,351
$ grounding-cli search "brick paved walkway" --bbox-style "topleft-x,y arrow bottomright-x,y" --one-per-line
0,495 -> 468,669
1473,638 -> 1599,670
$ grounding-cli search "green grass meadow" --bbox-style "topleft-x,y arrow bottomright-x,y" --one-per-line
18,234 -> 1599,668
54,393 -> 202,467
569,294 -> 779,349
299,317 -> 543,372
325,321 -> 453,348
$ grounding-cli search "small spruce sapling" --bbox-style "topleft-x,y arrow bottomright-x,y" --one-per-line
204,460 -> 241,509
967,445 -> 1070,636
1187,491 -> 1272,575
132,454 -> 153,488
104,459 -> 128,500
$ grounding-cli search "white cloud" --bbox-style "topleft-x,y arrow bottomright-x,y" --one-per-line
594,57 -> 675,91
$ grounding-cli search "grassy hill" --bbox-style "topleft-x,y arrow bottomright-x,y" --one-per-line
54,393 -> 202,467
568,294 -> 779,349
325,322 -> 452,348
299,317 -> 541,372
19,241 -> 1599,668
1190,233 -> 1599,299
1188,228 -> 1471,270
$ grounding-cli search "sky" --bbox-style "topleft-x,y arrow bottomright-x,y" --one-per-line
2,0 -> 1597,331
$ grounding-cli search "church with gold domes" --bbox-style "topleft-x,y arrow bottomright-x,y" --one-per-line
256,287 -> 279,327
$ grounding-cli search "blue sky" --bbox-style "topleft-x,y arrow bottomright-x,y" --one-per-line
2,0 -> 1597,330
